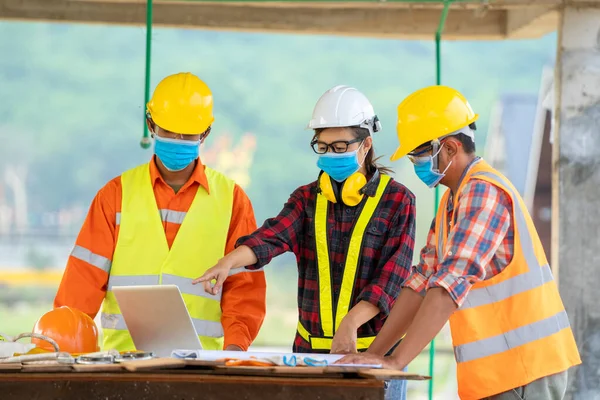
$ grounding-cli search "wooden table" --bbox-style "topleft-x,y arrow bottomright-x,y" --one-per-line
0,371 -> 385,400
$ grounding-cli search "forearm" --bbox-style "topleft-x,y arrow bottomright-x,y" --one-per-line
342,301 -> 379,329
389,288 -> 457,368
226,245 -> 259,270
367,288 -> 423,356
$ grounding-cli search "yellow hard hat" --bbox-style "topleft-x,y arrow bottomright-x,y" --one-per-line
146,72 -> 214,135
390,85 -> 479,161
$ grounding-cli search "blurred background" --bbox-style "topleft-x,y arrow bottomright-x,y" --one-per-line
0,21 -> 557,398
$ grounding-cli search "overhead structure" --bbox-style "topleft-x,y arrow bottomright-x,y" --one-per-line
1,0 -> 565,40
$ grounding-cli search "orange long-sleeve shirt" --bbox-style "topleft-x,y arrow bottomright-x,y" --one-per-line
54,157 -> 266,350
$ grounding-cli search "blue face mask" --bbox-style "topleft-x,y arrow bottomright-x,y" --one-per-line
412,145 -> 452,188
154,135 -> 200,172
316,144 -> 365,182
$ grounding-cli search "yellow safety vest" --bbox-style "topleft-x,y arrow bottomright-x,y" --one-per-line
297,174 -> 392,351
435,160 -> 580,399
100,163 -> 234,352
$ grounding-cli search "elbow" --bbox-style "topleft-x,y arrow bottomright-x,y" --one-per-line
427,287 -> 459,314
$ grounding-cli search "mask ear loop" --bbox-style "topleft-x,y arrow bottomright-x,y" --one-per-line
357,141 -> 368,168
432,140 -> 453,175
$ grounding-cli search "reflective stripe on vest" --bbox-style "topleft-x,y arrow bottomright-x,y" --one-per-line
297,174 -> 391,351
296,320 -> 376,351
435,161 -> 580,400
70,245 -> 112,273
100,163 -> 234,352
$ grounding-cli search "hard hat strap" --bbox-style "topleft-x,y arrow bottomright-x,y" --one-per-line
431,140 -> 441,172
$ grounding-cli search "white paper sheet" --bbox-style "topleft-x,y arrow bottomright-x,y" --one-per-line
170,349 -> 382,368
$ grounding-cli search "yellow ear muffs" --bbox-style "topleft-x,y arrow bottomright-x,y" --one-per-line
340,172 -> 368,207
319,172 -> 339,203
318,171 -> 371,207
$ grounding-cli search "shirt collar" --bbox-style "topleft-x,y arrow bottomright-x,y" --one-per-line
149,156 -> 211,194
363,170 -> 382,197
456,156 -> 482,188
448,156 -> 481,208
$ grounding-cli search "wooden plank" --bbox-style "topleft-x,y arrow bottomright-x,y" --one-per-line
72,363 -> 124,372
0,363 -> 22,371
0,0 -> 563,40
120,357 -> 186,372
358,369 -> 431,381
211,365 -> 429,380
506,6 -> 559,38
213,365 -> 342,378
183,359 -> 225,367
21,363 -> 73,373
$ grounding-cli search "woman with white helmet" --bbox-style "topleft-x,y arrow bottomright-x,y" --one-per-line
194,85 -> 416,400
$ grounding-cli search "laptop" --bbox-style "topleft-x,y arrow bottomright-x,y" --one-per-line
112,285 -> 203,357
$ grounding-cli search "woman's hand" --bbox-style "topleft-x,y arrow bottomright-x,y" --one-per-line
192,258 -> 234,295
334,353 -> 402,370
330,320 -> 358,354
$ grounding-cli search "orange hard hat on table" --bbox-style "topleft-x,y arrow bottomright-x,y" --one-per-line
32,306 -> 99,354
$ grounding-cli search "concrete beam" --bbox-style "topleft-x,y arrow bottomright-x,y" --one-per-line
0,0 -> 564,40
553,6 -> 600,399
506,6 -> 559,38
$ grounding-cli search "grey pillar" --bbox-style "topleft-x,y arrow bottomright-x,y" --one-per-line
554,5 -> 600,400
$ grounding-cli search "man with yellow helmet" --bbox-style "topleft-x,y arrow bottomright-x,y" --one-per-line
337,85 -> 581,399
54,72 -> 266,353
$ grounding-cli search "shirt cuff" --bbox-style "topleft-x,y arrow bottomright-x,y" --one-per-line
235,236 -> 264,270
402,267 -> 428,296
356,285 -> 394,317
223,326 -> 252,351
426,271 -> 472,308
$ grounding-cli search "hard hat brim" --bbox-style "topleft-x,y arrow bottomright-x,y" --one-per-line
390,146 -> 408,162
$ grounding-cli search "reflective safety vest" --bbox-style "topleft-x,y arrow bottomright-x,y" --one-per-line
434,160 -> 581,400
100,163 -> 234,352
297,174 -> 392,351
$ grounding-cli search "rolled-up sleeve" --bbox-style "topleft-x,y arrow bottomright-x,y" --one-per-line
426,181 -> 511,307
357,192 -> 416,317
236,187 -> 306,269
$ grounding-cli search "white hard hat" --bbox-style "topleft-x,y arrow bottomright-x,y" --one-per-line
307,85 -> 382,135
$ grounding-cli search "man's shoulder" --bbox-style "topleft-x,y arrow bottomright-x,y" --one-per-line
204,166 -> 233,181
461,177 -> 512,209
97,162 -> 150,201
203,166 -> 238,191
94,175 -> 122,205
384,176 -> 416,203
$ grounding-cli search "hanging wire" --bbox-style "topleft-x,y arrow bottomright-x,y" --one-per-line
140,0 -> 154,149
429,2 -> 452,398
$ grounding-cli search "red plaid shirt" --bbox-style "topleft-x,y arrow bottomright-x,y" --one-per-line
237,173 -> 416,353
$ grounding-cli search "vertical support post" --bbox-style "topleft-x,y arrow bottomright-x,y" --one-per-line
140,0 -> 153,149
428,2 -> 450,399
553,6 -> 600,399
